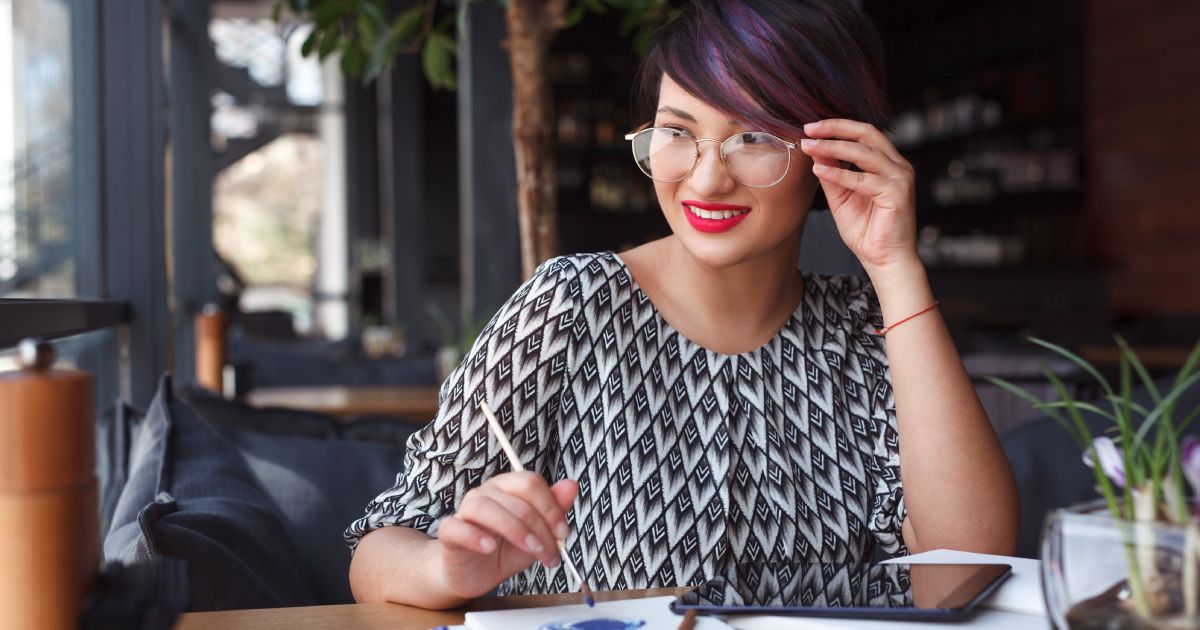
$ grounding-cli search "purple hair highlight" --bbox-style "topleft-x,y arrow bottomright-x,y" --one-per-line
637,0 -> 891,139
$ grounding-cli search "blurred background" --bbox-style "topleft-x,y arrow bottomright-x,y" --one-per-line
2,0 -> 1198,433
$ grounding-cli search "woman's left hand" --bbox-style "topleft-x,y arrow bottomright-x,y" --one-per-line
799,119 -> 919,273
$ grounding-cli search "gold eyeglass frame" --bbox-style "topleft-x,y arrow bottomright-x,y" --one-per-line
623,123 -> 799,189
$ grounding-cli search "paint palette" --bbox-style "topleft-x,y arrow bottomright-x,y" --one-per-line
464,595 -> 733,630
539,618 -> 646,630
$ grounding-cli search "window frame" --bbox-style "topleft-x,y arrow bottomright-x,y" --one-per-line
0,0 -> 170,408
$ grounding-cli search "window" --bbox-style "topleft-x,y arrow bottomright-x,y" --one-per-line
0,0 -> 77,298
209,13 -> 348,339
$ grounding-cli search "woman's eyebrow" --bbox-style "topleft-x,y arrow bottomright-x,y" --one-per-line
656,106 -> 739,127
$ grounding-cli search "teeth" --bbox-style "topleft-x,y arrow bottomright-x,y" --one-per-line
687,205 -> 748,220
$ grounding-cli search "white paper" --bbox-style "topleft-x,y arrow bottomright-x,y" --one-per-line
726,608 -> 1046,630
463,595 -> 734,630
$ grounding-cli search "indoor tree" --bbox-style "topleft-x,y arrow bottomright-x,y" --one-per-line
273,0 -> 675,278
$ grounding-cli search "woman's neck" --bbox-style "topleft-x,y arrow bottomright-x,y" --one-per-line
624,234 -> 806,354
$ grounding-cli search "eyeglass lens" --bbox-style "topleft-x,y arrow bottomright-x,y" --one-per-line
630,128 -> 791,188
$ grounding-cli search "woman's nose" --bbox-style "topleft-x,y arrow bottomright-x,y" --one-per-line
688,142 -> 737,196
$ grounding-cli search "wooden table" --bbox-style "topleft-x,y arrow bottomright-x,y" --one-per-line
245,385 -> 441,423
175,587 -> 690,630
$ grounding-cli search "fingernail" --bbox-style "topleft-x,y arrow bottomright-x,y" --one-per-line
804,121 -> 820,133
555,522 -> 570,539
813,163 -> 829,173
800,138 -> 817,148
525,534 -> 544,553
479,537 -> 495,552
548,555 -> 562,568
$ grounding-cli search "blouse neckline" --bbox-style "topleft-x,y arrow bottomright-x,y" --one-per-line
605,250 -> 812,359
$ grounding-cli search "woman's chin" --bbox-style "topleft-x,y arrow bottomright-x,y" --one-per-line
671,231 -> 761,270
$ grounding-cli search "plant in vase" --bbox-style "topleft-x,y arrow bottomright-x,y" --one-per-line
427,302 -> 491,384
990,337 -> 1200,629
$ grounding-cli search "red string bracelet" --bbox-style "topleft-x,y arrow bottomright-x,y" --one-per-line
874,301 -> 939,337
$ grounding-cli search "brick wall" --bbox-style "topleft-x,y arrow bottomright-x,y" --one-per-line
1087,0 -> 1200,314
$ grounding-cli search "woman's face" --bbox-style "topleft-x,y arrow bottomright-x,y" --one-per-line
651,73 -> 820,269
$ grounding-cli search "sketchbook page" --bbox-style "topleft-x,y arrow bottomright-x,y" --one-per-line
463,595 -> 735,630
879,549 -> 1045,616
727,608 -> 1047,630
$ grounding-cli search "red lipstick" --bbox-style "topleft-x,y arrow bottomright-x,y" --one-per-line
681,199 -> 752,233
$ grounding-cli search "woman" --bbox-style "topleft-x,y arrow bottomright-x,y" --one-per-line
347,0 -> 1019,608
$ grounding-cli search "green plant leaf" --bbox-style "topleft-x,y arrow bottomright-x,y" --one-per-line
1177,403 -> 1200,434
1100,395 -> 1151,418
1117,335 -> 1163,405
391,4 -> 425,42
359,0 -> 387,30
565,2 -> 588,27
341,43 -> 366,76
318,29 -> 341,59
363,32 -> 392,81
1039,400 -> 1117,422
1045,368 -> 1124,519
357,11 -> 380,45
301,28 -> 322,56
1132,370 -> 1200,449
1175,339 -> 1200,390
312,2 -> 346,27
1027,337 -> 1115,402
422,31 -> 456,90
986,376 -> 1082,446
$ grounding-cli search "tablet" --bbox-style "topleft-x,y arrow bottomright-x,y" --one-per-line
670,561 -> 1012,621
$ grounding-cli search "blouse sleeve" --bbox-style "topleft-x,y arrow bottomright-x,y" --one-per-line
848,277 -> 908,557
344,257 -> 580,552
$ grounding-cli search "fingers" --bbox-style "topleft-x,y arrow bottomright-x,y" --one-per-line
438,515 -> 498,555
488,491 -> 563,568
549,478 -> 580,512
492,472 -> 572,540
803,119 -> 909,167
457,491 -> 561,567
800,138 -> 906,178
811,163 -> 892,198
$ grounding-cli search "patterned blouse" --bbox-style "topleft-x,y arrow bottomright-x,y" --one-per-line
345,251 -> 907,596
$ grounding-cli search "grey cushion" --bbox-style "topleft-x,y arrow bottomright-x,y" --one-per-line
176,384 -> 415,604
103,375 -> 316,611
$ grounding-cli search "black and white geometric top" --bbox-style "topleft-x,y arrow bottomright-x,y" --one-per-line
345,251 -> 906,596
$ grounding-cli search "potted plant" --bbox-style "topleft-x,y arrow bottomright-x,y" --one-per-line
427,301 -> 490,383
990,337 -> 1200,629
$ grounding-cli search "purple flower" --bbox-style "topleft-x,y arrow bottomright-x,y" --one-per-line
1181,436 -> 1200,516
1083,436 -> 1126,488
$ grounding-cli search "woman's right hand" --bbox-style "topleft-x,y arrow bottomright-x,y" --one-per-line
433,472 -> 579,599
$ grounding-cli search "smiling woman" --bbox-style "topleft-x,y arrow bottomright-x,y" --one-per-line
347,0 -> 1018,609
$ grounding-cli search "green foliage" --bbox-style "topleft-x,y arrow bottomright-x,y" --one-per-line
273,0 -> 676,88
426,301 -> 494,355
273,0 -> 460,86
988,336 -> 1200,524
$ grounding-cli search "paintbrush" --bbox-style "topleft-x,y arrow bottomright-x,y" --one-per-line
480,401 -> 596,607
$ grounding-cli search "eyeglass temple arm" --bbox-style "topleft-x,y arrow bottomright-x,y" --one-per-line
624,122 -> 652,141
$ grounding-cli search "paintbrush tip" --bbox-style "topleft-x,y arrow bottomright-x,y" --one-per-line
580,582 -> 595,607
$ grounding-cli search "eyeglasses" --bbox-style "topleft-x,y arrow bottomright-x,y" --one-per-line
623,125 -> 798,188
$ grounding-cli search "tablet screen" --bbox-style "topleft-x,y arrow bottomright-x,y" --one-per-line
672,562 -> 1011,619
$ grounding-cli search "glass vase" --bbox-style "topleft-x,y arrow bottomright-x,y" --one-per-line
1042,501 -> 1200,629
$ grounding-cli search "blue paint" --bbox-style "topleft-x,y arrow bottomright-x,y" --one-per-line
584,594 -> 596,608
539,618 -> 647,630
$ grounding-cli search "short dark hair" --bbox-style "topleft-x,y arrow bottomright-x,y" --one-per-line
635,0 -> 891,137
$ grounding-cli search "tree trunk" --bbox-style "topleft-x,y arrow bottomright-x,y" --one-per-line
506,0 -> 566,279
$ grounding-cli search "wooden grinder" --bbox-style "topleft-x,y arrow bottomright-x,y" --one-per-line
0,339 -> 99,629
